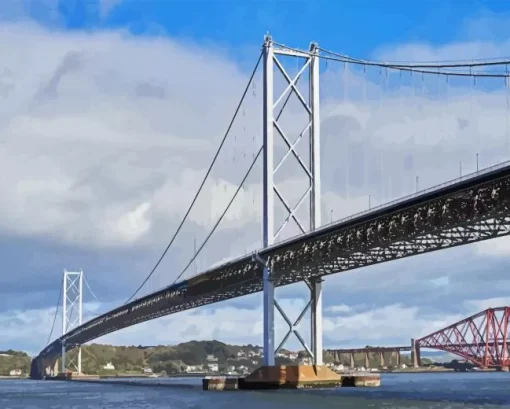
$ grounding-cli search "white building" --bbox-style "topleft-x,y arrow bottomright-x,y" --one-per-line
143,367 -> 152,374
103,362 -> 115,370
185,365 -> 204,373
9,369 -> 21,376
206,354 -> 219,372
238,365 -> 249,374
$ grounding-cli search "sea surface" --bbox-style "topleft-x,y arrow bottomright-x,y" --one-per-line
1,372 -> 509,409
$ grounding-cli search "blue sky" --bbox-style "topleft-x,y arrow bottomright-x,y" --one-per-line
14,0 -> 510,56
1,0 -> 510,357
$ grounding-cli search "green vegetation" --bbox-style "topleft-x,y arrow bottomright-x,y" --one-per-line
0,350 -> 31,376
0,342 -> 438,377
64,340 -> 265,375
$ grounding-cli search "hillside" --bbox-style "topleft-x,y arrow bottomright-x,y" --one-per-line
64,341 -> 433,374
0,342 -> 436,377
65,340 -> 270,375
0,350 -> 31,376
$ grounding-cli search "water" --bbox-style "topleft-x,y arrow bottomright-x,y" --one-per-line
1,373 -> 509,408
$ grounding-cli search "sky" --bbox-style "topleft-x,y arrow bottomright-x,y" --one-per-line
2,0 -> 510,357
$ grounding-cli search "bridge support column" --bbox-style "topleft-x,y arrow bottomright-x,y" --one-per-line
380,351 -> 384,368
365,351 -> 369,369
396,351 -> 400,367
61,344 -> 66,374
411,338 -> 420,368
260,35 -> 324,367
261,31 -> 275,368
310,277 -> 323,365
350,353 -> 355,368
62,269 -> 84,374
245,36 -> 337,388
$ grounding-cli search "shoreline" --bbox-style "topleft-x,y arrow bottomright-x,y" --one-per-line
5,369 -> 503,381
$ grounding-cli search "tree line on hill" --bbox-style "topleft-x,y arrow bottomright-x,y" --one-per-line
0,351 -> 31,376
1,341 -> 436,376
65,340 -> 265,375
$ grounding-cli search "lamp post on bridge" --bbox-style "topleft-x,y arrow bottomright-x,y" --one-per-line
476,153 -> 479,172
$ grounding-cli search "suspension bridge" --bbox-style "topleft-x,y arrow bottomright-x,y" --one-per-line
31,36 -> 510,380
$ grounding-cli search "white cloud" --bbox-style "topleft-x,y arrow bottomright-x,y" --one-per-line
3,20 -> 510,255
99,0 -> 123,19
325,304 -> 351,314
4,294 -> 504,355
476,236 -> 510,256
3,15 -> 510,355
463,297 -> 510,312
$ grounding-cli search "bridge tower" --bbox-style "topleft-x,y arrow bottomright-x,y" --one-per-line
61,269 -> 83,374
260,35 -> 323,367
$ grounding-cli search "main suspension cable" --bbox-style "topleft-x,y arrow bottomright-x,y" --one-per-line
83,275 -> 101,304
45,276 -> 63,348
83,275 -> 103,316
172,145 -> 263,285
124,51 -> 263,305
318,54 -> 510,78
318,46 -> 510,69
270,40 -> 510,78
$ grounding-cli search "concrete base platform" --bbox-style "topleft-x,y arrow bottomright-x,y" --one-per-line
202,366 -> 381,391
202,377 -> 239,391
243,365 -> 342,389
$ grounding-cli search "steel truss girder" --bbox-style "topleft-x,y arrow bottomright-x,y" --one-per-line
417,307 -> 510,368
38,168 -> 510,361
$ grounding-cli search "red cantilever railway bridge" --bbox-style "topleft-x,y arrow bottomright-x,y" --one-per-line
326,307 -> 510,369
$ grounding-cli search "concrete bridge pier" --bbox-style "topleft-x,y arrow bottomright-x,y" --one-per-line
411,338 -> 421,367
379,352 -> 385,368
30,356 -> 59,379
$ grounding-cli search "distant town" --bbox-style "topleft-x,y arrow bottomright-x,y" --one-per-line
0,341 -> 477,379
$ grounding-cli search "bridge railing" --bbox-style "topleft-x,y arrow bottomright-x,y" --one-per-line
180,158 -> 510,283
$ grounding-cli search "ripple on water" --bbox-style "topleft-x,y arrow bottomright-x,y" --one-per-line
0,373 -> 509,409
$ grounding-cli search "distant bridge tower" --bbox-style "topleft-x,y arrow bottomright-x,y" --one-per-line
61,269 -> 83,374
260,35 -> 323,366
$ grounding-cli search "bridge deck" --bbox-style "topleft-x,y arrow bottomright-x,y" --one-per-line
37,161 -> 510,362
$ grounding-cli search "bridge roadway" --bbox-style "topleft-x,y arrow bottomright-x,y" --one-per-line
34,161 -> 510,370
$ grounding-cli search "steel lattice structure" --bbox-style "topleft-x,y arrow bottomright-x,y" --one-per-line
61,270 -> 83,374
417,307 -> 510,368
31,159 -> 510,378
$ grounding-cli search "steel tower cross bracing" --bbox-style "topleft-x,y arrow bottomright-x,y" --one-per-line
61,269 -> 83,374
260,35 -> 323,366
